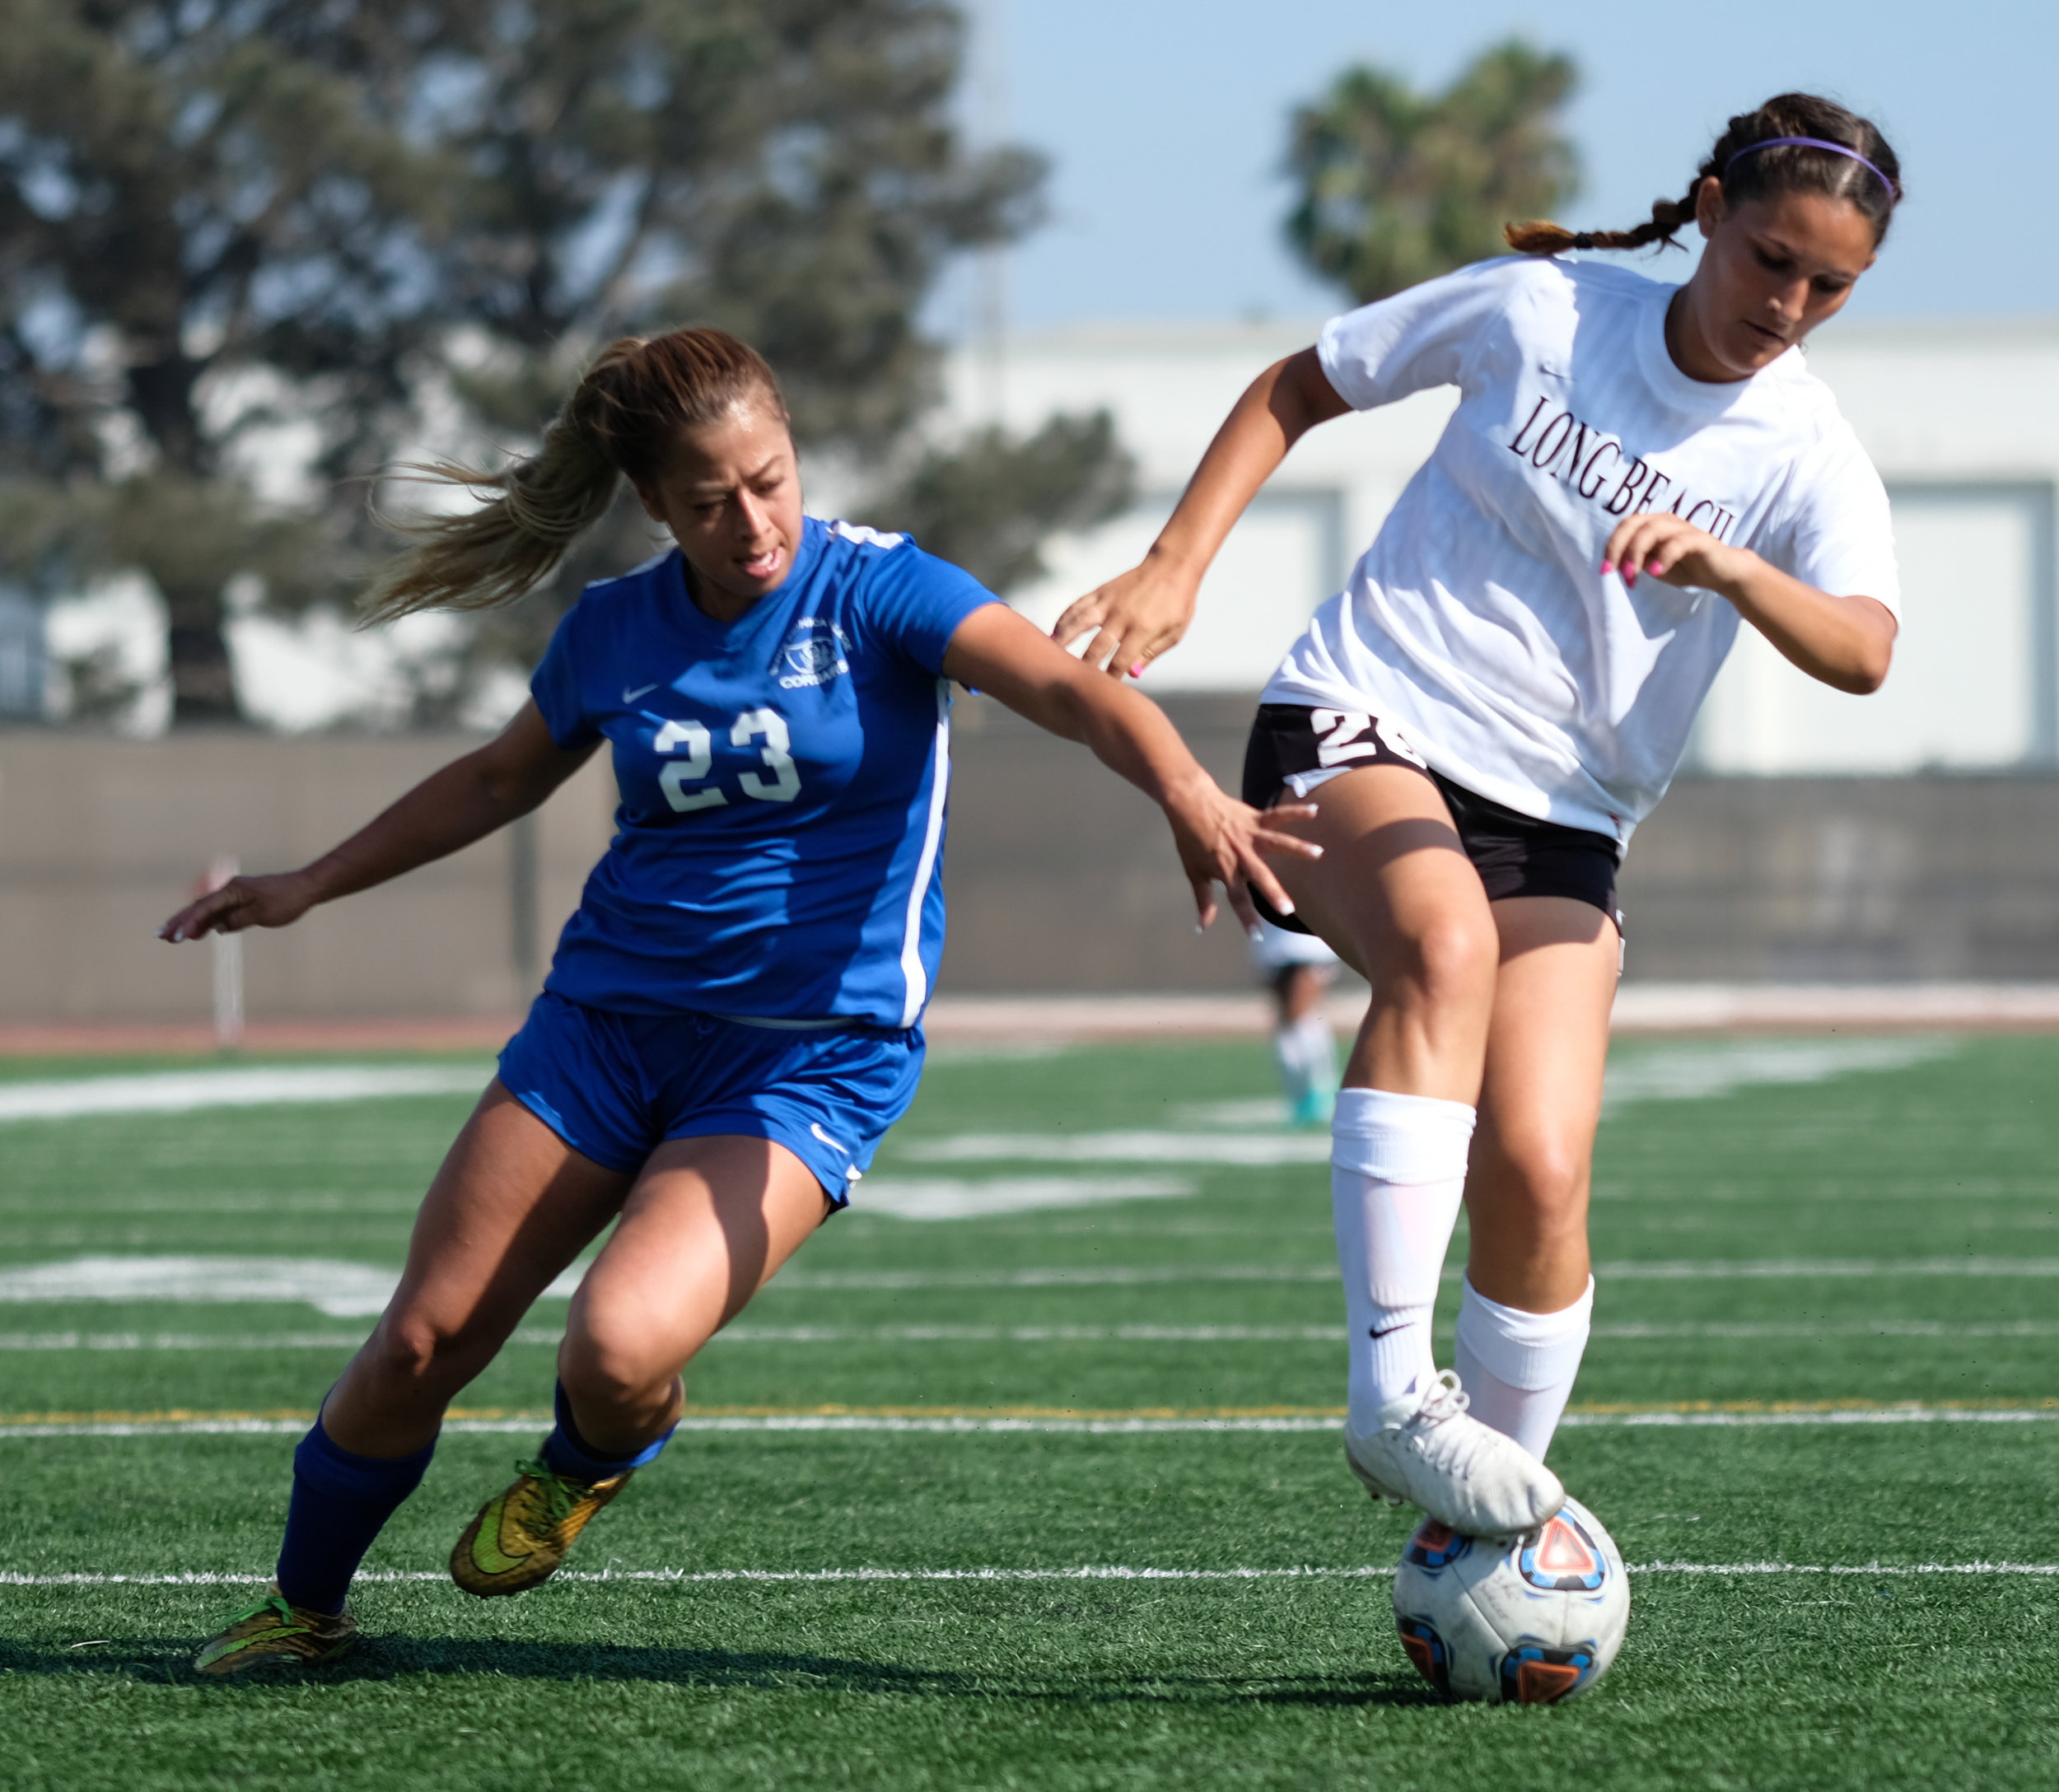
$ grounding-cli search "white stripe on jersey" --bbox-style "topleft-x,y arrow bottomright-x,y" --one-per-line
829,519 -> 907,550
897,679 -> 953,1029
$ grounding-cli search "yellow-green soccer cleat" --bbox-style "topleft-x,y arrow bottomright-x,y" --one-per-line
192,1589 -> 357,1677
450,1456 -> 631,1597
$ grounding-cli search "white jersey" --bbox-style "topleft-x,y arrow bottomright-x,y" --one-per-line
1263,255 -> 1900,845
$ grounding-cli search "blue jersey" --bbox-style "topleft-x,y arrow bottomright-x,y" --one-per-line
530,516 -> 997,1027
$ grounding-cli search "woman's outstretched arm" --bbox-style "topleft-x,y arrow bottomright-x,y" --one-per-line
941,604 -> 1320,931
159,702 -> 600,942
1602,511 -> 1897,694
1051,348 -> 1351,680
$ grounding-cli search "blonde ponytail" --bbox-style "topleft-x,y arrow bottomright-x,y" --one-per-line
360,329 -> 787,625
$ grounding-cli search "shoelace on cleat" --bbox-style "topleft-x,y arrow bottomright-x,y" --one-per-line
511,1457 -> 588,1528
227,1594 -> 300,1630
1398,1374 -> 1491,1473
1414,1370 -> 1471,1424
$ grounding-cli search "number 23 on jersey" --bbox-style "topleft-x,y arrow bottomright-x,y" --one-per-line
652,707 -> 802,814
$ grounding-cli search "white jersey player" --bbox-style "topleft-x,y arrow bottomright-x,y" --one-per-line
1251,919 -> 1342,1127
1057,94 -> 1903,1536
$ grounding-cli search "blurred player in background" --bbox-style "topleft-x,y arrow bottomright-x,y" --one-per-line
1058,96 -> 1903,1538
1252,919 -> 1340,1127
160,326 -> 1312,1675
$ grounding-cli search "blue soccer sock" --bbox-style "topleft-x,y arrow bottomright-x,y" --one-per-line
539,1379 -> 676,1482
274,1417 -> 435,1615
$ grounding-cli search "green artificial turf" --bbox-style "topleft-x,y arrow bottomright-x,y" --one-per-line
2,1034 -> 2057,1789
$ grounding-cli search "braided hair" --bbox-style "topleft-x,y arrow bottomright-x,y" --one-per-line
1506,94 -> 1901,257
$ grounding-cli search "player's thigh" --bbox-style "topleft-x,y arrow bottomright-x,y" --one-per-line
1268,764 -> 1499,1001
563,1133 -> 831,1388
1464,898 -> 1618,1295
385,1080 -> 635,1351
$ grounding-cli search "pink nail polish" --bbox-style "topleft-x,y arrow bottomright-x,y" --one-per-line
1599,561 -> 1614,576
1129,661 -> 1145,677
1648,559 -> 1664,575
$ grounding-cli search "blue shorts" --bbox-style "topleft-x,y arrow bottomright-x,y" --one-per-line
497,992 -> 924,1202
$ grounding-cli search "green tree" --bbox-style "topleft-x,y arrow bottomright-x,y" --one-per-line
880,411 -> 1133,599
0,2 -> 1123,726
0,0 -> 454,720
1285,40 -> 1579,305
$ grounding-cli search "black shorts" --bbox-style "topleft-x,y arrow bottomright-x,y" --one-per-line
1240,704 -> 1622,933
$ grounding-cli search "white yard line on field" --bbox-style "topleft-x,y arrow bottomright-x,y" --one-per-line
2,1560 -> 2056,1589
6,1318 -> 2056,1352
1596,1036 -> 1955,1111
3,1404 -> 2056,1439
1589,1258 -> 2059,1280
0,1034 -> 1949,1136
0,1324 -> 1346,1351
855,1178 -> 1193,1220
7,1253 -> 2059,1317
904,1038 -> 1963,1166
0,1065 -> 492,1122
899,1132 -> 1331,1166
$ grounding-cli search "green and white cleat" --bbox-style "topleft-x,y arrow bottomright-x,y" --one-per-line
451,1457 -> 631,1597
193,1588 -> 357,1677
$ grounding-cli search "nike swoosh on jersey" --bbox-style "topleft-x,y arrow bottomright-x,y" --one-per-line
622,683 -> 660,702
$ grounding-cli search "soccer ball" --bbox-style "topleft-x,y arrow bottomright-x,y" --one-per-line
1390,1496 -> 1631,1704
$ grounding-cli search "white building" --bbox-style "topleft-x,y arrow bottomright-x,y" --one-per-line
952,314 -> 2059,776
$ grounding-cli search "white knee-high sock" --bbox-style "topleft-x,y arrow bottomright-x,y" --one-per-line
1331,1087 -> 1478,1433
1453,1275 -> 1595,1463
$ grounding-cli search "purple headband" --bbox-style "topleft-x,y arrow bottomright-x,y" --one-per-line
1726,135 -> 1898,200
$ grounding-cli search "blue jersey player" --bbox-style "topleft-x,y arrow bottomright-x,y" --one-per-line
160,326 -> 1317,1675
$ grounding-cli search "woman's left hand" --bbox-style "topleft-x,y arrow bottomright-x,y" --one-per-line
1163,779 -> 1321,932
1603,508 -> 1897,693
1601,512 -> 1748,596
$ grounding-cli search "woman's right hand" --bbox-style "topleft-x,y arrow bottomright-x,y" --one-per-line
1051,557 -> 1202,681
159,870 -> 320,943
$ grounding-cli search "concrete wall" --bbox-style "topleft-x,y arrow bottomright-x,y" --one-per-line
7,708 -> 2059,1022
0,730 -> 619,1022
943,700 -> 2059,990
1614,775 -> 2059,982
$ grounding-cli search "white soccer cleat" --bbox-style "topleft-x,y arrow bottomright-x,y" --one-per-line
1343,1369 -> 1564,1538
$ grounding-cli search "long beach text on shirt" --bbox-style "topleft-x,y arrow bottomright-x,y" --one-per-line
1507,396 -> 1740,543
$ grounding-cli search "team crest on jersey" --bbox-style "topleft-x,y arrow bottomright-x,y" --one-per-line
778,618 -> 850,690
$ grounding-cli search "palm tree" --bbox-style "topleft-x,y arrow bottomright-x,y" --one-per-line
1286,41 -> 1580,304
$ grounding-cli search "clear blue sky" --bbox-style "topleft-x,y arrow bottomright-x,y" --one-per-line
949,0 -> 2052,334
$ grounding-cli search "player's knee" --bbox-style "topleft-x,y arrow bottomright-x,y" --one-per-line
1401,915 -> 1497,1007
559,1315 -> 674,1412
365,1309 -> 479,1389
1497,1136 -> 1590,1225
